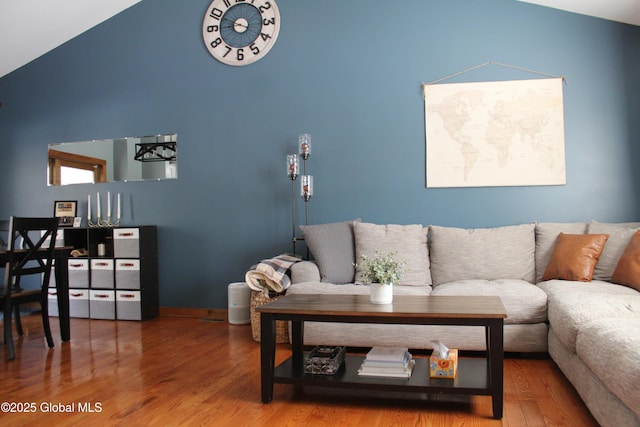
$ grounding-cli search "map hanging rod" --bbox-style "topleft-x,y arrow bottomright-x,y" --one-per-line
422,61 -> 566,87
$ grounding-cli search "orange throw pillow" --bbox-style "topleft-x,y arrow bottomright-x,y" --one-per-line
611,230 -> 640,291
541,233 -> 609,282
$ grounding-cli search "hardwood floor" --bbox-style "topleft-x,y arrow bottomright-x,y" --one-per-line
1,314 -> 599,426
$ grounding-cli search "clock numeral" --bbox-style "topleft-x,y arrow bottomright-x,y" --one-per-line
221,0 -> 246,8
263,17 -> 275,26
259,2 -> 272,13
210,37 -> 223,48
209,7 -> 223,20
206,24 -> 219,33
250,43 -> 260,55
260,32 -> 272,42
220,47 -> 251,61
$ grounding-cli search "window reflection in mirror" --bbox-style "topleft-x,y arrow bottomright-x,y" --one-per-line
61,166 -> 99,185
47,134 -> 177,186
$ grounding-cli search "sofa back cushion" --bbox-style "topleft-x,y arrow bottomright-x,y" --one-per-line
354,222 -> 431,286
587,221 -> 640,281
535,222 -> 588,282
429,224 -> 536,286
300,219 -> 360,284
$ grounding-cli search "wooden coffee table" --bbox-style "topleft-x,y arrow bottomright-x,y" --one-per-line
257,294 -> 507,419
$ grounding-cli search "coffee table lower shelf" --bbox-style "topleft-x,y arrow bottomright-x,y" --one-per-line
274,354 -> 491,396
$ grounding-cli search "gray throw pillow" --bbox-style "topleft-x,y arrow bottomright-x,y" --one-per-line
300,219 -> 360,284
354,222 -> 431,287
587,221 -> 640,281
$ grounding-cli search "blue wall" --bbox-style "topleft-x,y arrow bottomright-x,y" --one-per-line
0,0 -> 638,308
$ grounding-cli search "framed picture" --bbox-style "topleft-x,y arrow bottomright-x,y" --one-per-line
54,200 -> 77,227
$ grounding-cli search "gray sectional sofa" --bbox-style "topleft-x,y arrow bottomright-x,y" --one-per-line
284,220 -> 640,427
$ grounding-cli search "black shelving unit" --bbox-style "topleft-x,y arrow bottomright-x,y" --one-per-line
50,226 -> 158,321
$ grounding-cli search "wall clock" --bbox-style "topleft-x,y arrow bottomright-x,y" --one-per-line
202,0 -> 281,66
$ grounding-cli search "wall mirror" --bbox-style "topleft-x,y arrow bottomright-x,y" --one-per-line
48,133 -> 177,186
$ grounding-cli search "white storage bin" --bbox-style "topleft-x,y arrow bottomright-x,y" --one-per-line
116,291 -> 142,320
47,289 -> 59,317
115,259 -> 140,289
113,228 -> 140,258
68,259 -> 89,288
55,229 -> 65,248
49,265 -> 56,288
90,290 -> 116,320
91,259 -> 114,289
41,229 -> 65,248
69,289 -> 90,318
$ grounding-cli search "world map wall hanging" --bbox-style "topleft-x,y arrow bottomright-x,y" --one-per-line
423,74 -> 566,188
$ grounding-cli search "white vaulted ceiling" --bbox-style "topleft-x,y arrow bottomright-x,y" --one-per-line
518,0 -> 640,27
0,0 -> 142,78
0,1 -> 638,79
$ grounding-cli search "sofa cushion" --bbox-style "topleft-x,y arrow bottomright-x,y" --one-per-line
286,282 -> 431,297
541,233 -> 609,282
541,280 -> 640,352
548,330 -> 640,427
538,279 -> 640,300
576,318 -> 640,417
611,230 -> 640,291
587,221 -> 640,281
354,223 -> 431,287
286,282 -> 546,352
430,279 -> 547,324
535,222 -> 588,282
300,219 -> 360,284
429,224 -> 535,286
293,321 -> 547,352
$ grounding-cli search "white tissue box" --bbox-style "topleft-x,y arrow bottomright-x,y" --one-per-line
429,349 -> 458,378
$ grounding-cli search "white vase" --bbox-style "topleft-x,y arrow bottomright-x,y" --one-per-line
370,282 -> 393,304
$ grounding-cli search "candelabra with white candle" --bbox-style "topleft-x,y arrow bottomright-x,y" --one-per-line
88,192 -> 122,227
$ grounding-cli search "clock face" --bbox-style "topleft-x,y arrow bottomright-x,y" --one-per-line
202,0 -> 281,66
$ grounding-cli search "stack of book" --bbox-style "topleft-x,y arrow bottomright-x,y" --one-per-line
357,346 -> 415,378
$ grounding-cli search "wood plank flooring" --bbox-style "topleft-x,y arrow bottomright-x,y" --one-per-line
1,314 -> 599,426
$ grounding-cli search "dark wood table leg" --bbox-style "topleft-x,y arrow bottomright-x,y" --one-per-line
54,250 -> 71,342
291,320 -> 304,371
488,319 -> 504,419
260,312 -> 276,403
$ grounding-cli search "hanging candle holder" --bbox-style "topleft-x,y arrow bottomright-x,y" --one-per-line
299,133 -> 311,161
301,175 -> 313,202
287,154 -> 299,180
